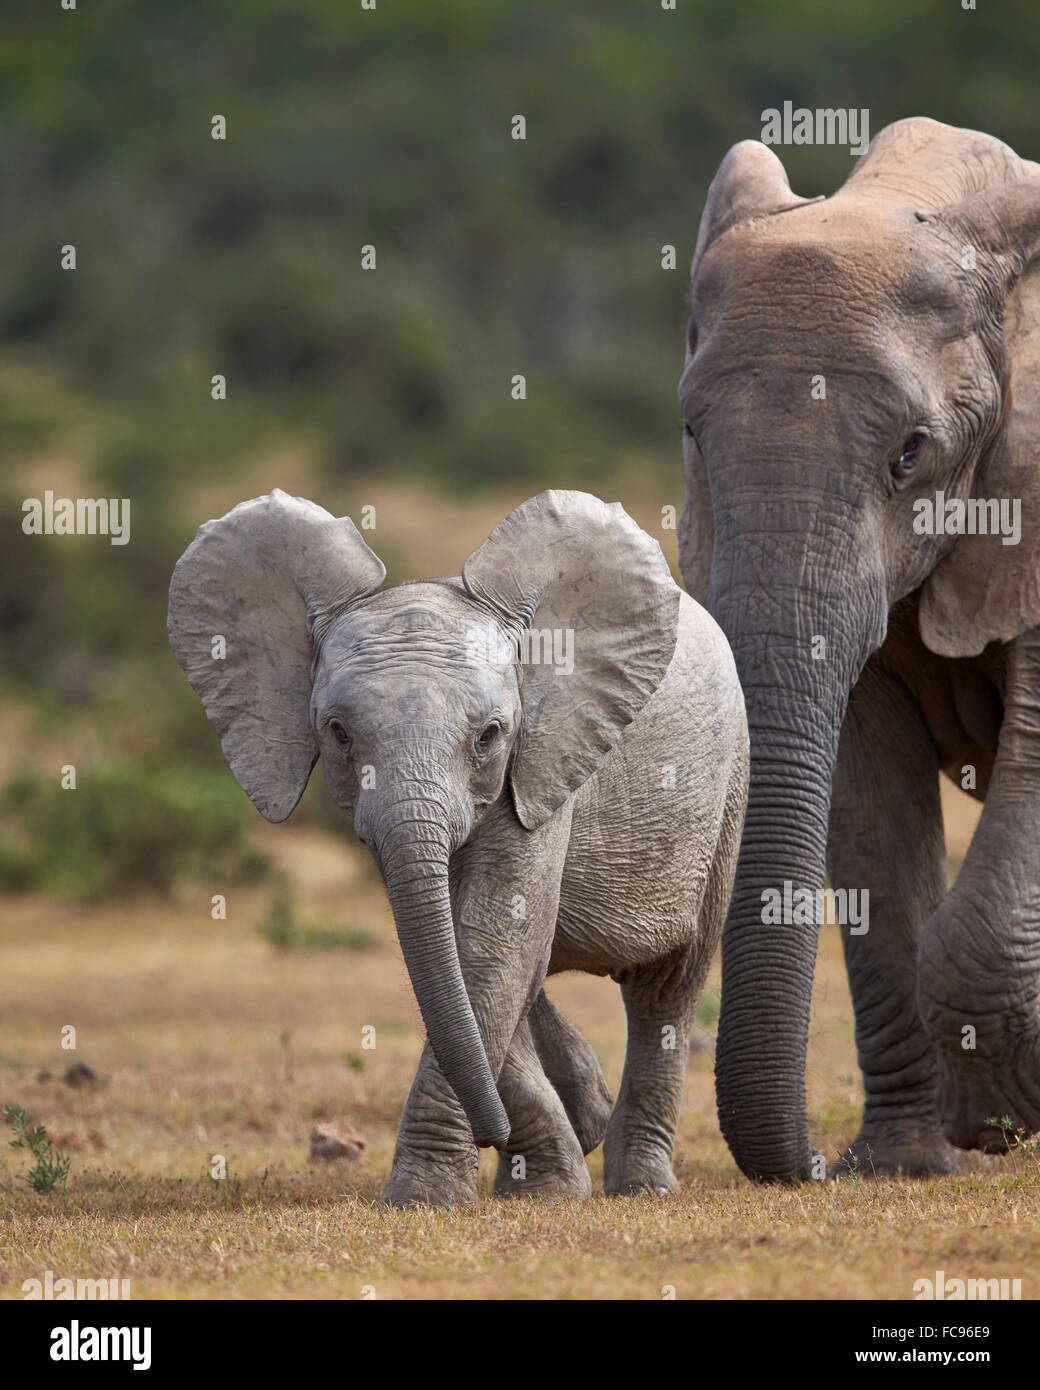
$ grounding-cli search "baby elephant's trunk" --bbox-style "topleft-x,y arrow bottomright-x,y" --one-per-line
375,810 -> 510,1150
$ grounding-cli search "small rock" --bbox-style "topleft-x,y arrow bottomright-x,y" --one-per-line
63,1063 -> 100,1088
310,1123 -> 366,1163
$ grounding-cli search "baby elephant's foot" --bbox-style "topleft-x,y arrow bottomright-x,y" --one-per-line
603,1113 -> 682,1196
494,1138 -> 592,1202
378,1151 -> 480,1210
835,1130 -> 1001,1180
603,1153 -> 681,1197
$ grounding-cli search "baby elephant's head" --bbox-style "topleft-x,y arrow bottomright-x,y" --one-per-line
168,488 -> 679,1150
311,585 -> 524,855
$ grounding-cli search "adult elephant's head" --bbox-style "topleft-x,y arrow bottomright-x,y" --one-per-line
169,489 -> 678,1153
679,118 -> 1040,1181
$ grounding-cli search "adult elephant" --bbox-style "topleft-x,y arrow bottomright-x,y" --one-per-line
679,117 -> 1040,1182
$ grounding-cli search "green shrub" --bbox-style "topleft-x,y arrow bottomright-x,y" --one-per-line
3,1103 -> 71,1194
257,877 -> 376,953
0,762 -> 267,901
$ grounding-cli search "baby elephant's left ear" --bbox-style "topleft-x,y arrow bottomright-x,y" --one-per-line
462,490 -> 680,829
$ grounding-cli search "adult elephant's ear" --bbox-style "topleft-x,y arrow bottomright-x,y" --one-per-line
918,169 -> 1040,657
690,139 -> 820,278
168,490 -> 385,822
462,490 -> 680,830
680,142 -> 821,601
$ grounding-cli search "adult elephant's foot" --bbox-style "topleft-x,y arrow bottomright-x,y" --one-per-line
834,1129 -> 1000,1179
933,1054 -> 1040,1156
929,1041 -> 1040,1155
378,1151 -> 480,1210
917,893 -> 1040,1153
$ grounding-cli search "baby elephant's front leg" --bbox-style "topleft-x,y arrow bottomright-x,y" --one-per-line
379,1043 -> 480,1209
493,1018 -> 592,1200
380,802 -> 573,1208
381,1019 -> 594,1207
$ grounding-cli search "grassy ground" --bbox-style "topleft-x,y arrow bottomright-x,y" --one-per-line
1,784 -> 1037,1301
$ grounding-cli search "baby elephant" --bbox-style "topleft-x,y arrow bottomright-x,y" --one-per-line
169,488 -> 748,1206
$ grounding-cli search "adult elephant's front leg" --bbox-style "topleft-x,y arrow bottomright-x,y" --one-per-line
379,801 -> 571,1208
918,631 -> 1040,1153
829,660 -> 994,1176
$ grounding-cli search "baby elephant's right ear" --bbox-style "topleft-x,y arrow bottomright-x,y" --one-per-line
168,490 -> 385,822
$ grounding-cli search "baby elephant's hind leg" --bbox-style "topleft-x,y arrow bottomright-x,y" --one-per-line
494,1018 -> 592,1200
528,989 -> 614,1155
603,946 -> 703,1196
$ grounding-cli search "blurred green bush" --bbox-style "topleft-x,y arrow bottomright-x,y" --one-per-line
256,875 -> 376,952
0,762 -> 267,901
5,0 -> 1034,509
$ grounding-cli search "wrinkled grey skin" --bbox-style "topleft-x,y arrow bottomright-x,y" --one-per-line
680,118 -> 1040,1182
169,488 -> 748,1206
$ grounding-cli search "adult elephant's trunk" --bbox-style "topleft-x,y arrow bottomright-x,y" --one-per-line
708,496 -> 885,1181
375,804 -> 510,1150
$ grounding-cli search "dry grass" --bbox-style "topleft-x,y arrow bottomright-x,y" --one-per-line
1,783 -> 1037,1300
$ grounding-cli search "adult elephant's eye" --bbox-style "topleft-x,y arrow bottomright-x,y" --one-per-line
475,724 -> 499,755
892,432 -> 927,480
329,719 -> 352,750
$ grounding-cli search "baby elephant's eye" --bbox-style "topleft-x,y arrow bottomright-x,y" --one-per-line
474,724 -> 499,755
892,432 -> 927,481
329,720 -> 352,749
